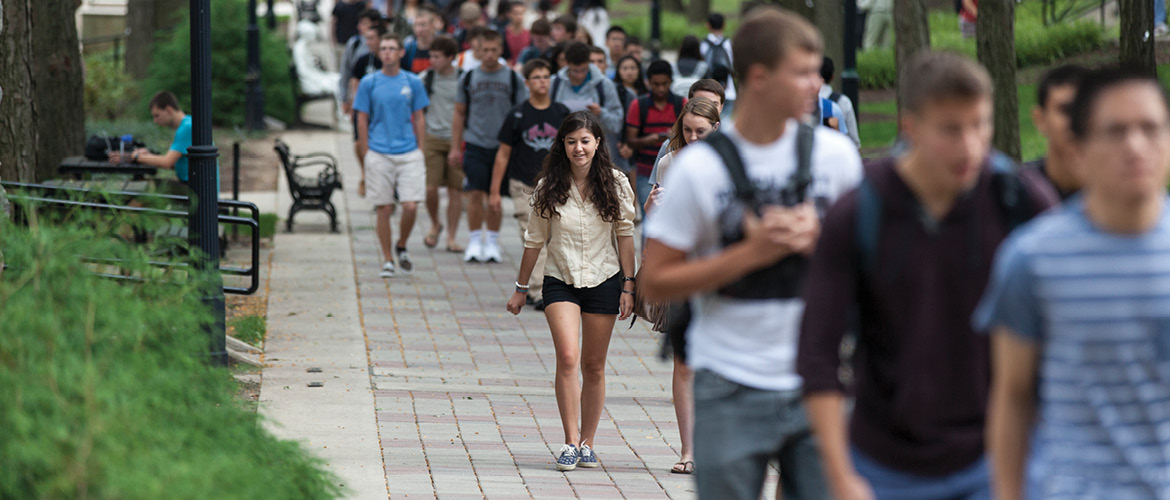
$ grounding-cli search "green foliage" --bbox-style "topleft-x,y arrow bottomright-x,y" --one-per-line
0,211 -> 340,499
142,0 -> 294,126
612,12 -> 740,50
84,52 -> 141,121
857,5 -> 1108,89
229,315 -> 267,346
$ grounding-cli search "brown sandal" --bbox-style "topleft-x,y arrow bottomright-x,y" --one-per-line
424,224 -> 443,249
670,460 -> 694,474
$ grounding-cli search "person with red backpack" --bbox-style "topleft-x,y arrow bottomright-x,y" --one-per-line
625,60 -> 684,209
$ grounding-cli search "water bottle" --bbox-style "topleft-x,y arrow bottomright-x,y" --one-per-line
120,134 -> 133,161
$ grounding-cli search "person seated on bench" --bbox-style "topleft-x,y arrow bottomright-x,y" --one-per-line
108,91 -> 214,193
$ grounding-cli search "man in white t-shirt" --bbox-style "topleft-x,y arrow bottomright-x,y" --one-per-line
641,8 -> 862,500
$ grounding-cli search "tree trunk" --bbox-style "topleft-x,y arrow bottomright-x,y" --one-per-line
687,0 -> 711,25
0,0 -> 85,182
1119,0 -> 1156,75
126,0 -> 186,79
815,0 -> 844,91
978,0 -> 1020,160
894,0 -> 930,112
662,0 -> 684,15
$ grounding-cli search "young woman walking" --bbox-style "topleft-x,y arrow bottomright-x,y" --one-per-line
643,97 -> 721,476
506,111 -> 637,472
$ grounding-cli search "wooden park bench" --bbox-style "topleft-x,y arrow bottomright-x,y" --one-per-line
274,139 -> 341,233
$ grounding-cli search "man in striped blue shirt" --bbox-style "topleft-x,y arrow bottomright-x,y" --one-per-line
976,67 -> 1170,500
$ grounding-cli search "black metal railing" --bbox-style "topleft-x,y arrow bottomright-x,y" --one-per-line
81,29 -> 132,69
1,181 -> 261,295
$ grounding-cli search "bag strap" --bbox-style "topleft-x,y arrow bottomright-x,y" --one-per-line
705,131 -> 753,204
792,122 -> 815,203
510,70 -> 520,105
637,95 -> 653,137
551,75 -> 562,101
669,93 -> 683,120
855,176 -> 882,278
596,79 -> 607,108
424,69 -> 435,100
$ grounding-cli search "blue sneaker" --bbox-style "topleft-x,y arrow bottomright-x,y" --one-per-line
578,444 -> 599,468
555,444 -> 579,471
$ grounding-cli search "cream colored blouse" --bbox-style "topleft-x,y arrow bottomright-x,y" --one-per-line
523,169 -> 637,288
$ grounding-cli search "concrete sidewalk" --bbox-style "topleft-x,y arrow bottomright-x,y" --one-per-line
260,128 -> 781,499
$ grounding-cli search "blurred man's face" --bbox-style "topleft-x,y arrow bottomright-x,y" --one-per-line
648,74 -> 672,100
526,67 -> 552,96
902,96 -> 995,194
508,4 -> 526,25
551,24 -> 570,43
747,48 -> 821,124
1075,83 -> 1170,203
692,90 -> 723,112
378,38 -> 405,68
532,33 -> 552,50
429,51 -> 456,70
479,39 -> 503,68
414,13 -> 434,38
1034,84 -> 1078,158
590,52 -> 607,74
364,28 -> 381,52
606,32 -> 626,60
626,44 -> 643,61
566,62 -> 590,86
150,106 -> 181,128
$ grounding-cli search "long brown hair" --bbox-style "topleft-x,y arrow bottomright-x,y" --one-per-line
666,97 -> 721,153
532,111 -> 624,223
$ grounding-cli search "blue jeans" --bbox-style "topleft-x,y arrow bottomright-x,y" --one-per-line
1157,0 -> 1167,26
635,171 -> 653,215
692,370 -> 830,500
851,446 -> 991,500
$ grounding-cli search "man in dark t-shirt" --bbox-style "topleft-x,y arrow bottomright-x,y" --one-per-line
331,0 -> 366,47
489,59 -> 570,308
1027,64 -> 1088,200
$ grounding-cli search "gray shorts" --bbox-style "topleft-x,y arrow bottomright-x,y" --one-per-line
692,369 -> 830,500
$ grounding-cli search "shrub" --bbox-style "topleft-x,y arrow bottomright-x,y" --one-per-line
0,210 -> 340,499
142,0 -> 295,127
612,12 -> 740,51
84,52 -> 141,121
857,6 -> 1108,89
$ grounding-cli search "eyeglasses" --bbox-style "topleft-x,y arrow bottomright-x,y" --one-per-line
1090,121 -> 1170,142
528,75 -> 552,81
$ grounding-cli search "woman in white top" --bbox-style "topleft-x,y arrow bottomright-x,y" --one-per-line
507,111 -> 637,472
643,97 -> 720,476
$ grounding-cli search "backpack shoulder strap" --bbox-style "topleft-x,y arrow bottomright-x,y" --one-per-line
510,70 -> 520,105
792,122 -> 815,202
989,151 -> 1035,231
424,69 -> 435,98
637,95 -> 653,136
830,91 -> 842,103
705,131 -> 753,203
669,93 -> 683,120
596,79 -> 607,108
855,176 -> 882,278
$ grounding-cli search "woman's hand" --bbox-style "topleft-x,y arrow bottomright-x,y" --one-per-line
618,143 -> 634,159
506,291 -> 527,315
644,185 -> 663,214
619,291 -> 634,320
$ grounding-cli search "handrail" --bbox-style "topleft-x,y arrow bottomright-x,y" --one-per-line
1,182 -> 262,295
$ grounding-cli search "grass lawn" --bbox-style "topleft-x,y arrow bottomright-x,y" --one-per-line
859,64 -> 1169,160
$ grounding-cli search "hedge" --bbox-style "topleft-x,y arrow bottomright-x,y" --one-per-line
0,210 -> 341,499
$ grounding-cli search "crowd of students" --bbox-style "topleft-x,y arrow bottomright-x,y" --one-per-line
337,2 -> 1170,499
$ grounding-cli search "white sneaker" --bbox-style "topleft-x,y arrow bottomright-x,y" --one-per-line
379,260 -> 395,278
463,239 -> 483,263
481,241 -> 502,263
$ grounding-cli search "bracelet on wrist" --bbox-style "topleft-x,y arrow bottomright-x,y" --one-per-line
621,290 -> 635,295
514,281 -> 530,291
622,276 -> 636,282
516,287 -> 529,294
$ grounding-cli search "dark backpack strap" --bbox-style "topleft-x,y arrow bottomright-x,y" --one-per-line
510,70 -> 520,105
637,95 -> 653,137
424,69 -> 435,100
669,93 -> 683,121
855,176 -> 882,279
989,151 -> 1034,232
460,70 -> 473,126
830,91 -> 842,103
705,131 -> 753,204
551,76 -> 562,101
792,123 -> 815,203
596,79 -> 607,108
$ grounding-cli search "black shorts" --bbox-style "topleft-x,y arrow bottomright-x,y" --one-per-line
461,143 -> 497,192
542,273 -> 622,315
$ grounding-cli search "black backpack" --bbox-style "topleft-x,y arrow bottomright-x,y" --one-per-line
85,135 -> 146,161
661,124 -> 817,361
704,35 -> 733,84
460,68 -> 521,126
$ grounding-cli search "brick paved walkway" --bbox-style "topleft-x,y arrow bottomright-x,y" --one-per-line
272,130 -> 782,499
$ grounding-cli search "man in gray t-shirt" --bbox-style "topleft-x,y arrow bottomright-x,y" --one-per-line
449,31 -> 528,264
419,35 -> 465,252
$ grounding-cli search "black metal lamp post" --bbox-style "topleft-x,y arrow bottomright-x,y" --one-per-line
842,0 -> 860,113
189,0 -> 227,365
650,0 -> 662,60
246,0 -> 267,131
267,0 -> 277,29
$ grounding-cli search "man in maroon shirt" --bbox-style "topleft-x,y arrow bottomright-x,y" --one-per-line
796,52 -> 1057,500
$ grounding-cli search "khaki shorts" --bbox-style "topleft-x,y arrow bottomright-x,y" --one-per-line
423,134 -> 462,190
364,149 -> 425,206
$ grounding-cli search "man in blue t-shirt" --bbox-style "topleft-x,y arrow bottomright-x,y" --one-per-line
354,33 -> 430,279
977,68 -> 1170,500
108,91 -> 195,183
